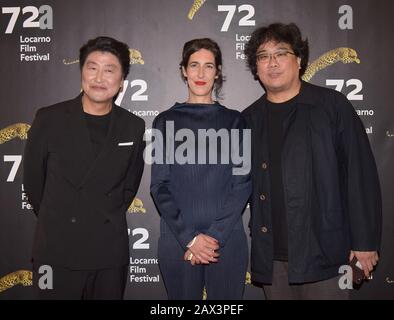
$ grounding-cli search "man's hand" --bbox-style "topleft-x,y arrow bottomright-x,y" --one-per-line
187,234 -> 220,264
349,250 -> 379,278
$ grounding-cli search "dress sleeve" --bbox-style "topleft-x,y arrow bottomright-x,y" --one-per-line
150,115 -> 198,250
205,114 -> 252,247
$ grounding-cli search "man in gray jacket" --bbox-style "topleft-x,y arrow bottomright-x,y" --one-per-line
242,23 -> 381,299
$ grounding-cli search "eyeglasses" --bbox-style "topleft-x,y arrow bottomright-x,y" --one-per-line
256,50 -> 296,63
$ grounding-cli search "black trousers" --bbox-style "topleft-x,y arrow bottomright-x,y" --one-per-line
159,231 -> 248,300
33,264 -> 128,300
262,261 -> 350,300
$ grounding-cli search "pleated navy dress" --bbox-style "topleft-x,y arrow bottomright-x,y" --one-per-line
150,102 -> 251,299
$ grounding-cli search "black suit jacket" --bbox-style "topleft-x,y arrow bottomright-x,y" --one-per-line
23,95 -> 145,269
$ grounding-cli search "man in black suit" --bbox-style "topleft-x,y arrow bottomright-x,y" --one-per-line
23,37 -> 145,299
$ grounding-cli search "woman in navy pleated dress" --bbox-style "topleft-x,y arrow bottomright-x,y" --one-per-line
150,38 -> 251,299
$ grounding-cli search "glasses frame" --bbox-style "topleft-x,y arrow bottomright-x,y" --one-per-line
256,50 -> 296,64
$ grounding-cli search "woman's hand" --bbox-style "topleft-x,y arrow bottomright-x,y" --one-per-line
187,234 -> 220,264
184,249 -> 201,265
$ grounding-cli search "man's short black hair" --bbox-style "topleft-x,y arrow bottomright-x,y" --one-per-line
79,36 -> 130,79
245,23 -> 309,80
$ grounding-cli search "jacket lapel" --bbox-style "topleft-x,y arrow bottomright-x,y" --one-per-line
251,96 -> 269,194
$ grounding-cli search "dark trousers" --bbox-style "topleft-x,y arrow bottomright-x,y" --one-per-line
159,232 -> 248,300
33,264 -> 128,300
262,261 -> 349,300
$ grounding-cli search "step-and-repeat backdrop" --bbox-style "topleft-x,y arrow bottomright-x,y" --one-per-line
0,0 -> 393,299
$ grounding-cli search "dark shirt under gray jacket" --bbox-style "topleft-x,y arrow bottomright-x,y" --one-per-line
242,81 -> 382,284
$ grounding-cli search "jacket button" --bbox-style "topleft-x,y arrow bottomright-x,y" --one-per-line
261,226 -> 268,233
261,162 -> 268,170
104,219 -> 110,224
70,217 -> 77,223
259,193 -> 266,201
107,192 -> 112,197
